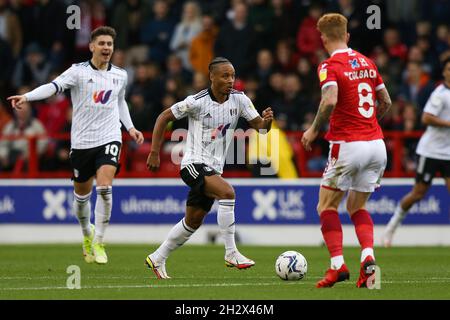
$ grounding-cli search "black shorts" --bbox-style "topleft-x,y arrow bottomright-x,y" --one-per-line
415,155 -> 450,184
69,141 -> 121,183
180,163 -> 218,212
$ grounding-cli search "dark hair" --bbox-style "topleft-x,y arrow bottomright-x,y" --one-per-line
208,57 -> 231,72
443,57 -> 450,69
90,26 -> 117,42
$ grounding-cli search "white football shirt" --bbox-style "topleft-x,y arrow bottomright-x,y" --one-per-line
171,88 -> 260,174
52,61 -> 133,149
416,84 -> 450,160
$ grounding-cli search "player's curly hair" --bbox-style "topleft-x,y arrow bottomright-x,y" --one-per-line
90,26 -> 117,42
317,13 -> 348,41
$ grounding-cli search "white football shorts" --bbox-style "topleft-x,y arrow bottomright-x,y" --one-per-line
321,139 -> 387,192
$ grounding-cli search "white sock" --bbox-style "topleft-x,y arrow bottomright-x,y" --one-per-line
330,255 -> 344,270
73,191 -> 92,237
218,199 -> 237,254
361,248 -> 375,262
94,186 -> 112,244
154,218 -> 196,261
386,204 -> 408,233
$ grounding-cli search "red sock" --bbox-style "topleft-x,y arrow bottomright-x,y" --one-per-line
351,209 -> 374,249
320,210 -> 343,257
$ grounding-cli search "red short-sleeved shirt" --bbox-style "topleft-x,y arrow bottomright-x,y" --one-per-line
317,48 -> 385,142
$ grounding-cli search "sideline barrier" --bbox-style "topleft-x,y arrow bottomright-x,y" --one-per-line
0,179 -> 448,245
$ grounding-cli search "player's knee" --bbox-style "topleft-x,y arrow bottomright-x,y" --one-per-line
185,215 -> 204,229
96,186 -> 112,200
219,187 -> 235,200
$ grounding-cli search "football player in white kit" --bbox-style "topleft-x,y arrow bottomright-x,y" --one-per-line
144,57 -> 274,279
383,57 -> 450,247
8,26 -> 144,264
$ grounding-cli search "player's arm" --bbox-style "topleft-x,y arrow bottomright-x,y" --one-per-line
301,85 -> 338,151
375,87 -> 392,120
422,112 -> 450,128
118,80 -> 144,144
7,83 -> 57,110
146,108 -> 177,171
248,107 -> 273,132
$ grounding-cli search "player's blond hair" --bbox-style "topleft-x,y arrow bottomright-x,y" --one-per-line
317,13 -> 348,41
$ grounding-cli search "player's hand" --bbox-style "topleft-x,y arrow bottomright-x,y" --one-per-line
146,151 -> 160,172
7,95 -> 27,110
301,128 -> 318,152
262,107 -> 274,122
129,128 -> 144,144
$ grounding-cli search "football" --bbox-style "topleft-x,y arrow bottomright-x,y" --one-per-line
275,251 -> 308,280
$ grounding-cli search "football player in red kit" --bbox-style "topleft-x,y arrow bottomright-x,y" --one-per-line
301,13 -> 392,288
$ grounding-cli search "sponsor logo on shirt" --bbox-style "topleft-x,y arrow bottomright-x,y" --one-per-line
93,90 -> 112,104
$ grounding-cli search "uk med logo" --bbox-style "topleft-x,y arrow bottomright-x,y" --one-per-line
43,189 -> 75,221
93,90 -> 112,104
252,189 -> 306,221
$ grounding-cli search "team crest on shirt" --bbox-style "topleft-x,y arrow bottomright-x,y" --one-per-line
349,59 -> 360,69
93,90 -> 112,104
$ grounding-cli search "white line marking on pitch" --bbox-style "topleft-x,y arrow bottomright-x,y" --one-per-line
2,279 -> 450,291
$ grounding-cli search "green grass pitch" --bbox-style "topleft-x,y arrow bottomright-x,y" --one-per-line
1,244 -> 450,300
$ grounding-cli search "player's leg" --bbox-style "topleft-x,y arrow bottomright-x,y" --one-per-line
73,178 -> 95,263
146,164 -> 215,279
92,164 -> 116,264
383,156 -> 437,247
316,187 -> 349,288
383,182 -> 430,246
203,174 -> 255,269
70,148 -> 96,263
146,205 -> 208,279
349,139 -> 386,288
347,190 -> 377,288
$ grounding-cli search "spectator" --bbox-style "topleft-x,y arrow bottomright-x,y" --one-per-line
111,49 -> 135,89
435,24 -> 449,57
189,14 -> 218,77
0,0 -> 22,58
214,2 -> 257,76
0,99 -> 12,133
12,43 -> 52,89
0,95 -> 48,171
111,0 -> 152,50
165,54 -> 192,88
170,1 -> 202,71
74,0 -> 106,62
253,49 -> 275,89
129,87 -> 156,132
271,73 -> 313,131
0,38 -> 14,97
269,0 -> 298,45
35,75 -> 71,136
398,61 -> 435,110
296,4 -> 323,65
190,71 -> 208,94
141,0 -> 175,66
247,0 -> 274,51
274,39 -> 299,73
383,27 -> 409,63
296,57 -> 319,101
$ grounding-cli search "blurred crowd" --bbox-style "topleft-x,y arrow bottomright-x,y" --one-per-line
0,0 -> 449,174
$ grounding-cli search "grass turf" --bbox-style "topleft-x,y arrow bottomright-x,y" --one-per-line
1,244 -> 450,300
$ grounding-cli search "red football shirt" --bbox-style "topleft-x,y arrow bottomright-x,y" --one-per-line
317,48 -> 385,142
